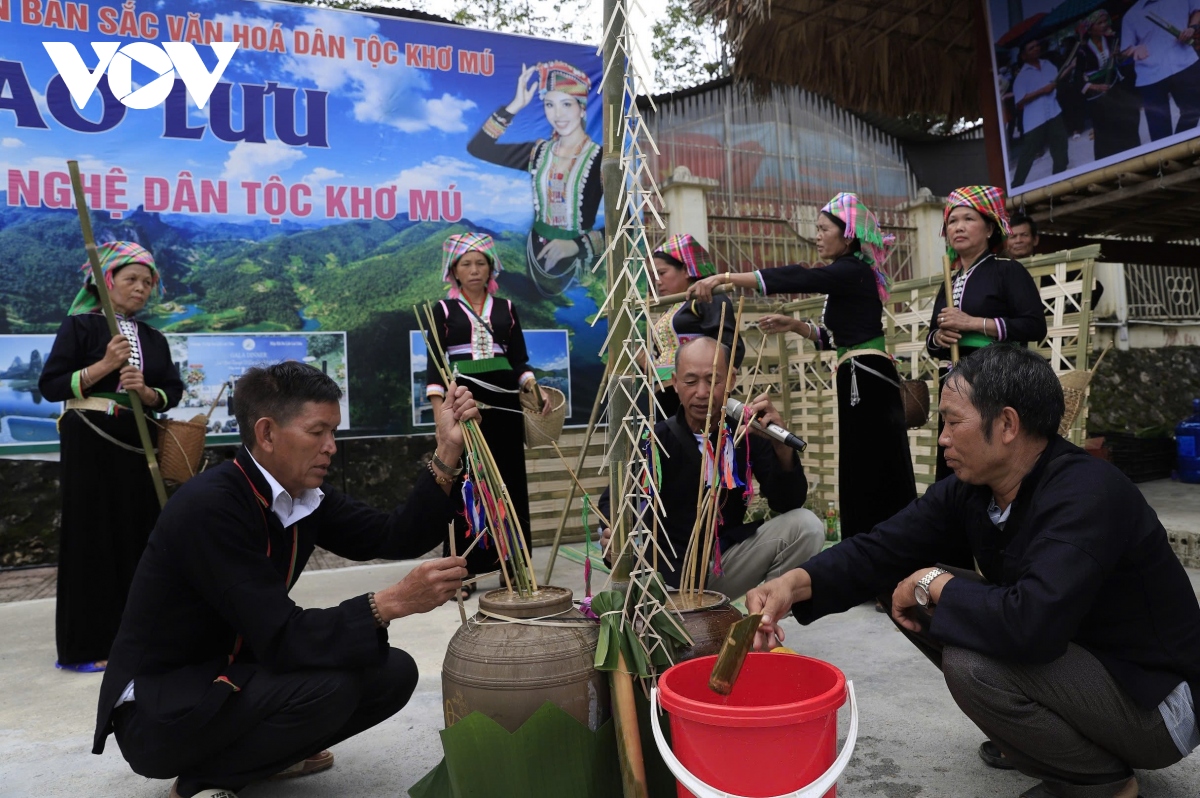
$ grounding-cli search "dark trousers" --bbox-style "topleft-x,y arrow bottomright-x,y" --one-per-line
1139,60 -> 1200,142
113,648 -> 418,797
1013,116 -> 1070,187
879,593 -> 1182,797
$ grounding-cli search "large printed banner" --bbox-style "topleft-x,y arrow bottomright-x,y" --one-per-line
985,0 -> 1200,195
0,0 -> 606,453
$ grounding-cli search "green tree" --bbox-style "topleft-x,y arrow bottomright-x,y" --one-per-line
651,0 -> 728,92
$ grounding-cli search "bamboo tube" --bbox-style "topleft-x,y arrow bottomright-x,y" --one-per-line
648,282 -> 731,310
942,254 -> 960,365
67,160 -> 168,509
610,650 -> 648,798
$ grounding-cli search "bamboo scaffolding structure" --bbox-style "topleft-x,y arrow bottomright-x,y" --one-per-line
67,160 -> 168,509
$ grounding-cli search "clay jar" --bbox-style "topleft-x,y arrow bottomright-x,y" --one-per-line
668,589 -> 743,662
441,585 -> 611,733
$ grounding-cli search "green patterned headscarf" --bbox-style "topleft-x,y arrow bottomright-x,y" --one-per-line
68,241 -> 162,315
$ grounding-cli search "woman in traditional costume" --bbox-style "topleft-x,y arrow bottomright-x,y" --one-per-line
1071,9 -> 1142,160
467,61 -> 602,297
927,185 -> 1047,479
646,234 -> 743,416
38,242 -> 183,672
689,193 -> 916,541
425,232 -> 549,594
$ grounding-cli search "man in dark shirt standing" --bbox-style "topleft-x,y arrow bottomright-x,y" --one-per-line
751,345 -> 1199,798
93,363 -> 474,798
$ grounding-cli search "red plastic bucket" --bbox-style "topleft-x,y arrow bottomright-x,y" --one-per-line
654,652 -> 855,798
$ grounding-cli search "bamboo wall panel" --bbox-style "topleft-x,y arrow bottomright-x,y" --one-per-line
525,248 -> 1097,542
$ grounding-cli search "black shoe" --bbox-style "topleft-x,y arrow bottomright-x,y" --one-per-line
979,740 -> 1014,770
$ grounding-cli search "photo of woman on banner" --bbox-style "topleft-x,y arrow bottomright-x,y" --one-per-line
467,61 -> 603,298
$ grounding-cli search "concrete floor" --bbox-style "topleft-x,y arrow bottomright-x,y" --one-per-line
3,480 -> 1200,798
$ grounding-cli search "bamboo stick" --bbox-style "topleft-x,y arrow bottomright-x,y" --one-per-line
549,441 -> 612,529
543,369 -> 610,583
610,650 -> 648,798
942,254 -> 960,365
67,160 -> 168,509
648,282 -> 731,310
682,302 -> 727,597
449,522 -> 468,625
699,297 -> 745,596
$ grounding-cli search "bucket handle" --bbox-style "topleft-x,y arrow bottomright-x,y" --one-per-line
650,681 -> 858,798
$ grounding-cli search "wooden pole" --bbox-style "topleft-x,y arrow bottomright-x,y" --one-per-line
67,160 -> 168,509
648,283 -> 731,310
942,254 -> 960,365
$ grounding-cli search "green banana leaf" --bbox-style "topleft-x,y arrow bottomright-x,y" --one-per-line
592,582 -> 691,678
408,702 -> 623,798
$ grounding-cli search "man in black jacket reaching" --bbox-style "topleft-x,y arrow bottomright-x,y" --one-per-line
750,345 -> 1199,798
93,362 -> 474,798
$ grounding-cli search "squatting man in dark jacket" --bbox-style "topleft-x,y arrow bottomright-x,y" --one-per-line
749,345 -> 1200,798
92,362 -> 475,798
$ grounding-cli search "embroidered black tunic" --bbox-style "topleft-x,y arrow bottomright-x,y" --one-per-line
926,254 -> 1046,480
425,297 -> 533,575
755,257 -> 917,539
39,311 -> 184,665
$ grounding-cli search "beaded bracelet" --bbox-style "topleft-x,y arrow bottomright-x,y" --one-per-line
428,460 -> 454,486
367,591 -> 389,628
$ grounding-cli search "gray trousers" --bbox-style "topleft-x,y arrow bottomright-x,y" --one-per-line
705,508 -> 825,600
883,586 -> 1184,798
943,643 -> 1181,797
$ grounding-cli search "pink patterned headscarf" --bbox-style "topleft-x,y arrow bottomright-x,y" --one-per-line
654,234 -> 716,278
941,185 -> 1012,260
442,232 -> 502,298
69,241 -> 162,315
820,192 -> 895,301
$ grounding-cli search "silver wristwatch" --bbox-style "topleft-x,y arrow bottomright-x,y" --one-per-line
914,568 -> 948,608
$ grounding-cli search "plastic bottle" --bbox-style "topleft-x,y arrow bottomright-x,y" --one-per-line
1177,398 -> 1200,484
824,501 -> 841,543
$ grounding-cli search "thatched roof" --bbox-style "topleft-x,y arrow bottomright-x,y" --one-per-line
696,0 -> 981,120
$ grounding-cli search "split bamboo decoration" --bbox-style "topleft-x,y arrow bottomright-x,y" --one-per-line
416,303 -> 538,597
67,160 -> 169,509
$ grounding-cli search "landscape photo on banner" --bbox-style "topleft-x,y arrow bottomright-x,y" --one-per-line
0,0 -> 606,453
985,0 -> 1200,195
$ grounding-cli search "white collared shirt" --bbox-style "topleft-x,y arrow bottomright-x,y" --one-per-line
1122,0 -> 1200,87
1012,59 -> 1064,132
247,451 -> 325,527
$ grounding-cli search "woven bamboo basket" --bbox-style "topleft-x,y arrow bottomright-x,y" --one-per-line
158,415 -> 209,483
1057,346 -> 1111,437
157,383 -> 226,484
521,385 -> 567,448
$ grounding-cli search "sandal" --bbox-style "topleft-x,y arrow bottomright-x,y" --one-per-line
268,749 -> 334,780
979,740 -> 1013,770
56,660 -> 106,673
458,582 -> 477,601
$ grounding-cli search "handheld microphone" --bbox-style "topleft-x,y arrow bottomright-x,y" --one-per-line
724,397 -> 807,452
